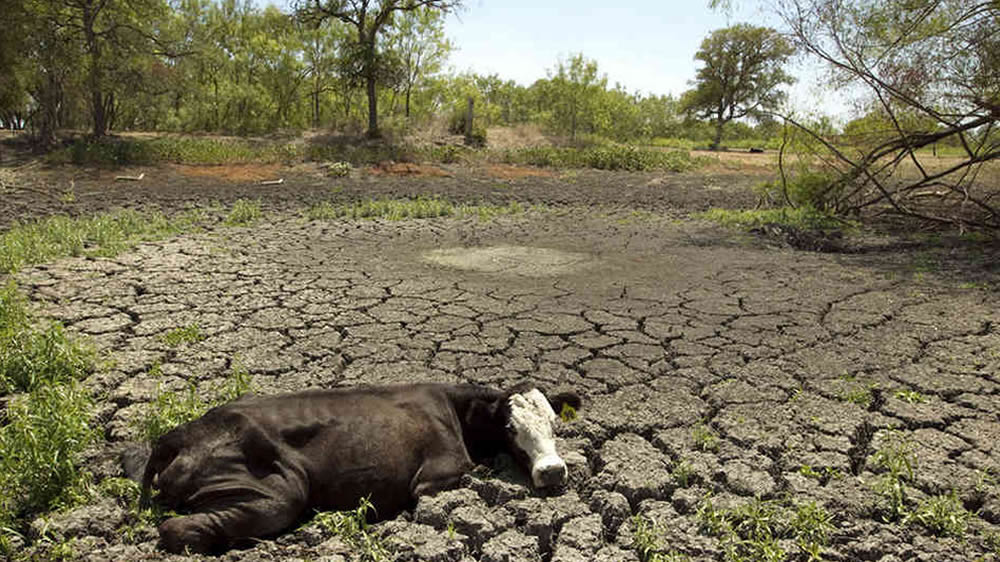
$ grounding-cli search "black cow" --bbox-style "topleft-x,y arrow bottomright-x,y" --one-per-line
133,383 -> 581,553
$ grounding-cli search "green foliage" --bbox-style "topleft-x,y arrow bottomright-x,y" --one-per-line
691,424 -> 720,452
629,515 -> 690,562
697,207 -> 844,232
696,495 -> 834,562
894,389 -> 928,404
683,24 -> 795,149
499,146 -> 699,172
0,282 -> 97,394
559,402 -> 578,423
0,209 -> 198,275
909,490 -> 970,537
225,199 -> 263,226
137,361 -> 255,442
313,497 -> 389,561
871,430 -> 917,521
0,382 -> 99,530
51,137 -> 303,166
159,324 -> 204,348
305,197 -> 526,221
754,166 -> 845,211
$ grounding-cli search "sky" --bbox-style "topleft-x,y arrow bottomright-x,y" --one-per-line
443,0 -> 853,121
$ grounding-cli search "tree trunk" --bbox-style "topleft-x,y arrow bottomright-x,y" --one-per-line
83,1 -> 107,138
711,118 -> 725,151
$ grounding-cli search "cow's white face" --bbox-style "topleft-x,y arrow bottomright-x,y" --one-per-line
507,389 -> 567,488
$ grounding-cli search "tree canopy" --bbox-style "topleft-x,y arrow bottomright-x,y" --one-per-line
682,23 -> 795,149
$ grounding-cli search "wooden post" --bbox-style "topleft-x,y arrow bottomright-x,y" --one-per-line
464,96 -> 474,144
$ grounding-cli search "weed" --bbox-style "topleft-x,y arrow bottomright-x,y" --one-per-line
871,430 -> 917,521
840,383 -> 876,408
791,501 -> 835,559
497,145 -> 700,172
313,497 -> 388,561
0,209 -> 198,275
224,199 -> 262,226
631,514 -> 662,562
326,161 -> 352,177
0,282 -> 97,394
908,490 -> 970,537
696,495 -> 834,562
159,324 -> 204,347
798,464 -> 844,483
0,382 -> 99,528
691,424 -> 720,452
559,402 -> 578,423
672,459 -> 695,488
894,389 -> 928,404
696,207 -> 844,232
305,197 -> 527,222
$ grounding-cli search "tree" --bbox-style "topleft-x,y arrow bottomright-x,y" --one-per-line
297,0 -> 461,138
683,24 -> 795,149
544,54 -> 607,140
384,6 -> 452,119
39,0 -> 168,137
773,0 -> 1000,228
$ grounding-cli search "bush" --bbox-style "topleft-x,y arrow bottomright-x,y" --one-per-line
498,145 -> 699,172
755,167 -> 845,211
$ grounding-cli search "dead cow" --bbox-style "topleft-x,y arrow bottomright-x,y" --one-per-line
133,383 -> 582,553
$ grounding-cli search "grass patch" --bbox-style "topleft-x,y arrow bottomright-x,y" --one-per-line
50,137 -> 303,167
0,208 -> 202,275
0,282 -> 96,394
137,360 -> 254,442
497,145 -> 701,172
159,324 -> 204,348
305,197 -> 526,222
691,424 -> 720,452
871,430 -> 917,522
224,199 -> 262,226
696,207 -> 844,232
0,381 -> 99,552
696,495 -> 834,562
312,497 -> 389,561
909,490 -> 970,537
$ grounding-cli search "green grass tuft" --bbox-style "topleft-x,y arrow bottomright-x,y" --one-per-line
0,382 -> 99,532
224,199 -> 262,226
313,497 -> 389,561
497,145 -> 700,172
159,324 -> 205,348
0,209 -> 201,275
696,207 -> 844,232
305,197 -> 526,222
909,490 -> 970,537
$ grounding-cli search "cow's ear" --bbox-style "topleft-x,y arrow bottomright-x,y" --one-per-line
465,397 -> 502,430
548,392 -> 582,422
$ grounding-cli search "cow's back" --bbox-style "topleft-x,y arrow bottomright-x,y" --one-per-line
216,385 -> 466,514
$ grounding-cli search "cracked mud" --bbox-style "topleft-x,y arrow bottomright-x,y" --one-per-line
7,165 -> 1000,561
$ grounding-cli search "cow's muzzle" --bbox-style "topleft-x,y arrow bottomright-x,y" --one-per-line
531,454 -> 568,488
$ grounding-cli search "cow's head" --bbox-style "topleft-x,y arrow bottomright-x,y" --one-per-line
504,387 -> 582,489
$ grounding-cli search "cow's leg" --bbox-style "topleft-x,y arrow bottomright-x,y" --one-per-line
158,494 -> 304,554
410,452 -> 474,498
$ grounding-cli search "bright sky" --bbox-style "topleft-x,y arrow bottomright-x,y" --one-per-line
444,0 -> 852,120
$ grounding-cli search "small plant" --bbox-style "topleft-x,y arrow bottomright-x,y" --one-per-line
908,490 -> 970,537
871,430 -> 917,521
671,459 -> 695,488
559,402 -> 578,423
0,282 -> 97,394
631,514 -> 662,562
159,324 -> 204,347
305,197 -> 528,222
313,497 -> 388,561
326,161 -> 352,177
696,495 -> 834,562
225,199 -> 262,226
696,207 -> 844,232
0,382 -> 100,530
798,464 -> 843,483
894,389 -> 928,404
840,384 -> 876,408
691,424 -> 720,452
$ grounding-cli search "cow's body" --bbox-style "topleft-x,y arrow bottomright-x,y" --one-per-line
137,383 -> 580,553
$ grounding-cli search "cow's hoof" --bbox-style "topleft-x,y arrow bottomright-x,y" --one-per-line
159,516 -> 217,554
